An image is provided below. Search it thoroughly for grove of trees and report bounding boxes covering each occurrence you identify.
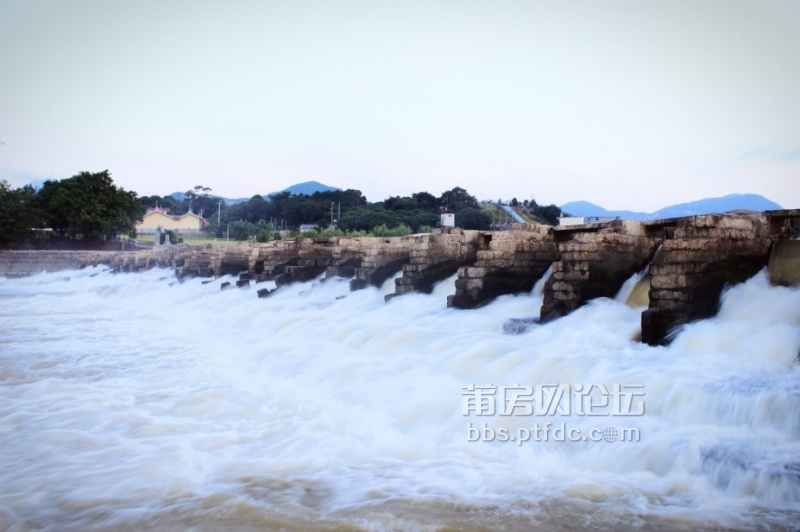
[1,170,141,248]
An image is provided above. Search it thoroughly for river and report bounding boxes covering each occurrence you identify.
[1,266,798,530]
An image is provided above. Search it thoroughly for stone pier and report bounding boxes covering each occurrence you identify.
[449,224,559,309]
[540,220,659,321]
[641,214,774,345]
[349,236,416,290]
[392,228,480,299]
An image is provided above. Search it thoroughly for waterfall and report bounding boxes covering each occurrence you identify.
[379,269,404,296]
[616,245,664,308]
[431,272,458,298]
[768,239,800,286]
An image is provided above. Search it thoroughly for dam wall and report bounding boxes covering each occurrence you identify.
[2,210,798,346]
[0,250,129,276]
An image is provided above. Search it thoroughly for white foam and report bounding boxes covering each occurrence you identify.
[0,267,798,528]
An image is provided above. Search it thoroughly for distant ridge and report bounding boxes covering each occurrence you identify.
[561,193,783,221]
[280,181,340,196]
[170,181,342,205]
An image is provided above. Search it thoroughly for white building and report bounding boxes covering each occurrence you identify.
[136,207,206,235]
[440,211,455,227]
[558,216,616,226]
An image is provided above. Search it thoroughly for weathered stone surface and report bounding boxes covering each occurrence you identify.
[392,229,481,297]
[641,213,772,345]
[541,220,658,321]
[345,235,415,291]
[450,224,559,309]
[0,250,121,276]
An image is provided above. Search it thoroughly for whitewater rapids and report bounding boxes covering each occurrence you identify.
[0,266,798,530]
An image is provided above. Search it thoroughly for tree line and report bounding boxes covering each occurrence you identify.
[140,185,503,240]
[1,170,562,247]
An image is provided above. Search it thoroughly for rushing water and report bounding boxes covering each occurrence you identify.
[1,266,799,530]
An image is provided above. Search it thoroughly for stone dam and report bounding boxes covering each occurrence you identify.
[2,210,798,345]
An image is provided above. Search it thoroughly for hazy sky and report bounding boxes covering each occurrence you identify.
[1,0,798,211]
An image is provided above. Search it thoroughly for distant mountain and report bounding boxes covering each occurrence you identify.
[650,194,783,219]
[559,200,646,220]
[561,194,783,221]
[279,181,340,196]
[169,181,341,205]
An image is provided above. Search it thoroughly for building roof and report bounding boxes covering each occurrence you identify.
[142,210,205,223]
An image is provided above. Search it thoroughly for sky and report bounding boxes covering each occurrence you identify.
[1,0,798,211]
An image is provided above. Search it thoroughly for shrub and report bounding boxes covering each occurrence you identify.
[372,223,412,237]
[319,228,345,238]
[162,229,178,244]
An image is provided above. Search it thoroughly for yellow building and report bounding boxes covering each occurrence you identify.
[136,207,206,235]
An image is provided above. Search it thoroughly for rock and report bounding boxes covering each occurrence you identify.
[502,317,540,335]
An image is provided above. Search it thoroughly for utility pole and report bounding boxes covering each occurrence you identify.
[217,201,222,226]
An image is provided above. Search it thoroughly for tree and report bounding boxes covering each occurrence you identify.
[455,207,491,230]
[412,191,438,210]
[339,204,393,231]
[227,220,258,241]
[439,187,479,212]
[36,170,141,241]
[536,204,562,225]
[138,194,181,215]
[0,181,44,248]
[183,185,217,217]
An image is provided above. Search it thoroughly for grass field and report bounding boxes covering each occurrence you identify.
[128,234,259,246]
